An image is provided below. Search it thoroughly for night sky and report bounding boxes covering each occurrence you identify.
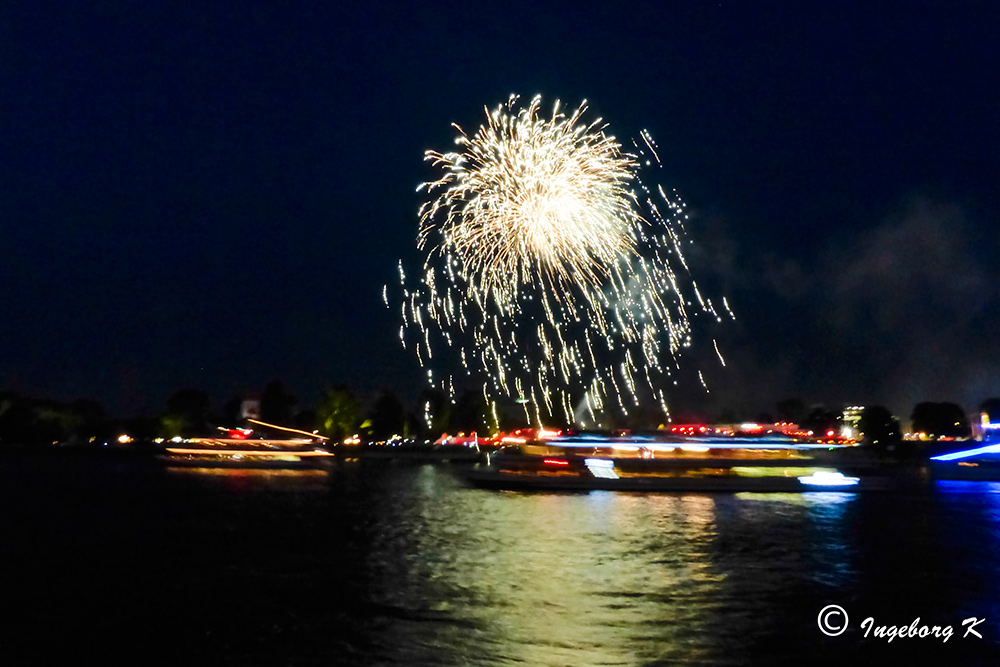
[3,2,998,420]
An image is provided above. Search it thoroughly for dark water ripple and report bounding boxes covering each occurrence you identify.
[3,453,1000,665]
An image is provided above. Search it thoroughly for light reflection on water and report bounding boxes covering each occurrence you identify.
[348,469,861,666]
[166,466,330,486]
[6,458,1000,665]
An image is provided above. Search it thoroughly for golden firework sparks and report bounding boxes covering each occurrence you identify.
[397,95,726,427]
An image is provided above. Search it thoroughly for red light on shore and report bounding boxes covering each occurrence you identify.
[542,458,569,466]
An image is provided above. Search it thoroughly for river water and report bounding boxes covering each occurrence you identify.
[2,452,1000,665]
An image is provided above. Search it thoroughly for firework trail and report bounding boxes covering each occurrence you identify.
[393,94,726,427]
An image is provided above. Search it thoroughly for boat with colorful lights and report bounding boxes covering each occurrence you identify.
[157,419,334,468]
[466,431,894,492]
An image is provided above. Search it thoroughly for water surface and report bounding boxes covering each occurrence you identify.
[2,453,999,665]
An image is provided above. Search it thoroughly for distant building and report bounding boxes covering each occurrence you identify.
[841,406,864,440]
[240,395,261,420]
[975,411,1000,442]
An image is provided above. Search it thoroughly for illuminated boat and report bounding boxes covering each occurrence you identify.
[927,412,1000,480]
[929,443,1000,480]
[465,433,888,492]
[157,419,334,468]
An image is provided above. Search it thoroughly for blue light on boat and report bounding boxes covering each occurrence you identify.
[930,444,1000,462]
[798,471,860,487]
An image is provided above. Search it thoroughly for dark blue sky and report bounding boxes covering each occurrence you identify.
[2,1,998,418]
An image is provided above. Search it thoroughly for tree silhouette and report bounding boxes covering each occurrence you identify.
[162,388,211,437]
[858,405,901,449]
[368,390,406,441]
[450,389,490,434]
[317,385,361,442]
[0,395,109,445]
[775,397,806,423]
[70,399,110,441]
[911,402,970,438]
[220,395,243,425]
[802,405,841,436]
[260,381,298,424]
[0,399,38,445]
[417,388,451,437]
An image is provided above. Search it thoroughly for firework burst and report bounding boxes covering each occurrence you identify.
[418,96,640,304]
[394,94,726,427]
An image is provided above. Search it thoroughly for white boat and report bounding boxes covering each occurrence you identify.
[158,419,334,468]
[466,432,893,492]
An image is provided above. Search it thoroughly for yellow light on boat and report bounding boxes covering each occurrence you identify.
[164,448,334,457]
[246,418,328,441]
[733,466,827,478]
[118,434,133,444]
